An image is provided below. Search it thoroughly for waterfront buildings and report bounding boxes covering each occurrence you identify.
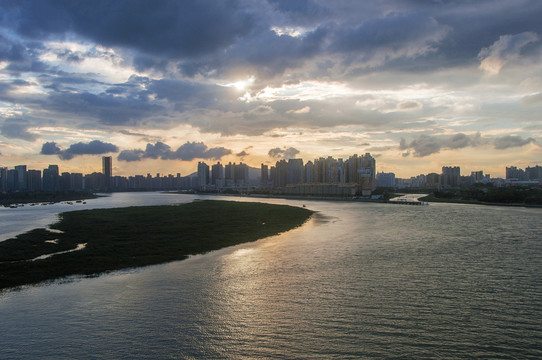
[377,172,396,188]
[1,155,541,195]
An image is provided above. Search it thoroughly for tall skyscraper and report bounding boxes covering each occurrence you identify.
[102,156,112,190]
[42,165,59,191]
[260,164,268,184]
[197,161,210,189]
[211,162,224,186]
[441,166,460,187]
[0,167,7,192]
[14,165,27,191]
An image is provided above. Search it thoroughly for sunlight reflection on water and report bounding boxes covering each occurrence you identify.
[1,193,541,359]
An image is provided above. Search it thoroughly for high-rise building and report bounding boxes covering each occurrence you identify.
[197,161,210,189]
[27,170,42,191]
[234,163,249,186]
[102,156,112,190]
[304,161,314,183]
[14,165,27,191]
[211,162,224,186]
[0,167,7,192]
[7,169,17,191]
[260,164,268,184]
[43,165,59,191]
[441,166,460,187]
[377,172,396,188]
[526,165,542,182]
[287,159,304,185]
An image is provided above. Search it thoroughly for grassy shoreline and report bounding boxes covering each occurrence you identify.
[418,193,542,208]
[0,200,313,291]
[1,191,100,206]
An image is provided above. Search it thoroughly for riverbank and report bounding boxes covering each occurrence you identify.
[0,200,313,291]
[419,193,542,208]
[1,191,100,207]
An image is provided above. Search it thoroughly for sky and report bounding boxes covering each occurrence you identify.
[1,0,541,178]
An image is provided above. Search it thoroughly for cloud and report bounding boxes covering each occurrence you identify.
[40,141,62,156]
[522,92,542,105]
[287,106,311,114]
[399,136,441,157]
[493,135,535,149]
[45,91,163,126]
[397,101,422,111]
[329,12,451,68]
[0,120,38,141]
[117,149,144,162]
[40,140,119,160]
[479,32,539,74]
[268,147,300,160]
[236,150,249,157]
[117,141,232,162]
[400,133,481,157]
[7,0,255,60]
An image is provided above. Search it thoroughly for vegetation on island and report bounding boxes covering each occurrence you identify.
[419,185,542,206]
[0,200,313,290]
[1,190,99,206]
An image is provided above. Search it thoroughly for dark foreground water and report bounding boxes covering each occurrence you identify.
[1,193,541,359]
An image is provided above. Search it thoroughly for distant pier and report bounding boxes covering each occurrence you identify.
[387,199,428,206]
[387,194,429,206]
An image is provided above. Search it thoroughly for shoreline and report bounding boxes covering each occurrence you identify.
[0,200,313,291]
[1,191,101,207]
[191,191,542,208]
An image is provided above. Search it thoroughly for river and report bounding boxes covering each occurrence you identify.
[1,192,541,359]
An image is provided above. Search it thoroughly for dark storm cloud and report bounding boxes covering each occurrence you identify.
[148,79,232,110]
[0,34,27,62]
[330,12,449,55]
[400,133,481,157]
[40,141,62,155]
[0,35,49,75]
[3,0,255,58]
[40,140,119,160]
[203,25,328,78]
[45,91,162,126]
[2,0,542,79]
[0,119,38,141]
[117,141,232,162]
[116,149,144,162]
[493,135,535,150]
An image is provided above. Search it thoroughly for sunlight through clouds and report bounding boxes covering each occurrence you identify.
[0,0,541,177]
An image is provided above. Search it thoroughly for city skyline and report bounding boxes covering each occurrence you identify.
[3,153,540,188]
[1,1,542,178]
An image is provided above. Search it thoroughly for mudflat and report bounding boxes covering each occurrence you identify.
[0,200,313,290]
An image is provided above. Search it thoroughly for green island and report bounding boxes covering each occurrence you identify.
[0,200,313,291]
[418,186,542,207]
[1,190,100,207]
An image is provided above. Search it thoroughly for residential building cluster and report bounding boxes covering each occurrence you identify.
[197,153,377,197]
[261,153,376,196]
[505,165,542,184]
[0,157,254,193]
[2,154,541,195]
[377,164,542,189]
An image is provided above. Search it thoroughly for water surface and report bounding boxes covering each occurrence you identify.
[1,193,541,359]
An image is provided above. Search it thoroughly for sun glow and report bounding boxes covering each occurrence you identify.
[219,76,255,91]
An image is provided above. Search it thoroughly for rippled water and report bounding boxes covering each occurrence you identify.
[1,193,541,359]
